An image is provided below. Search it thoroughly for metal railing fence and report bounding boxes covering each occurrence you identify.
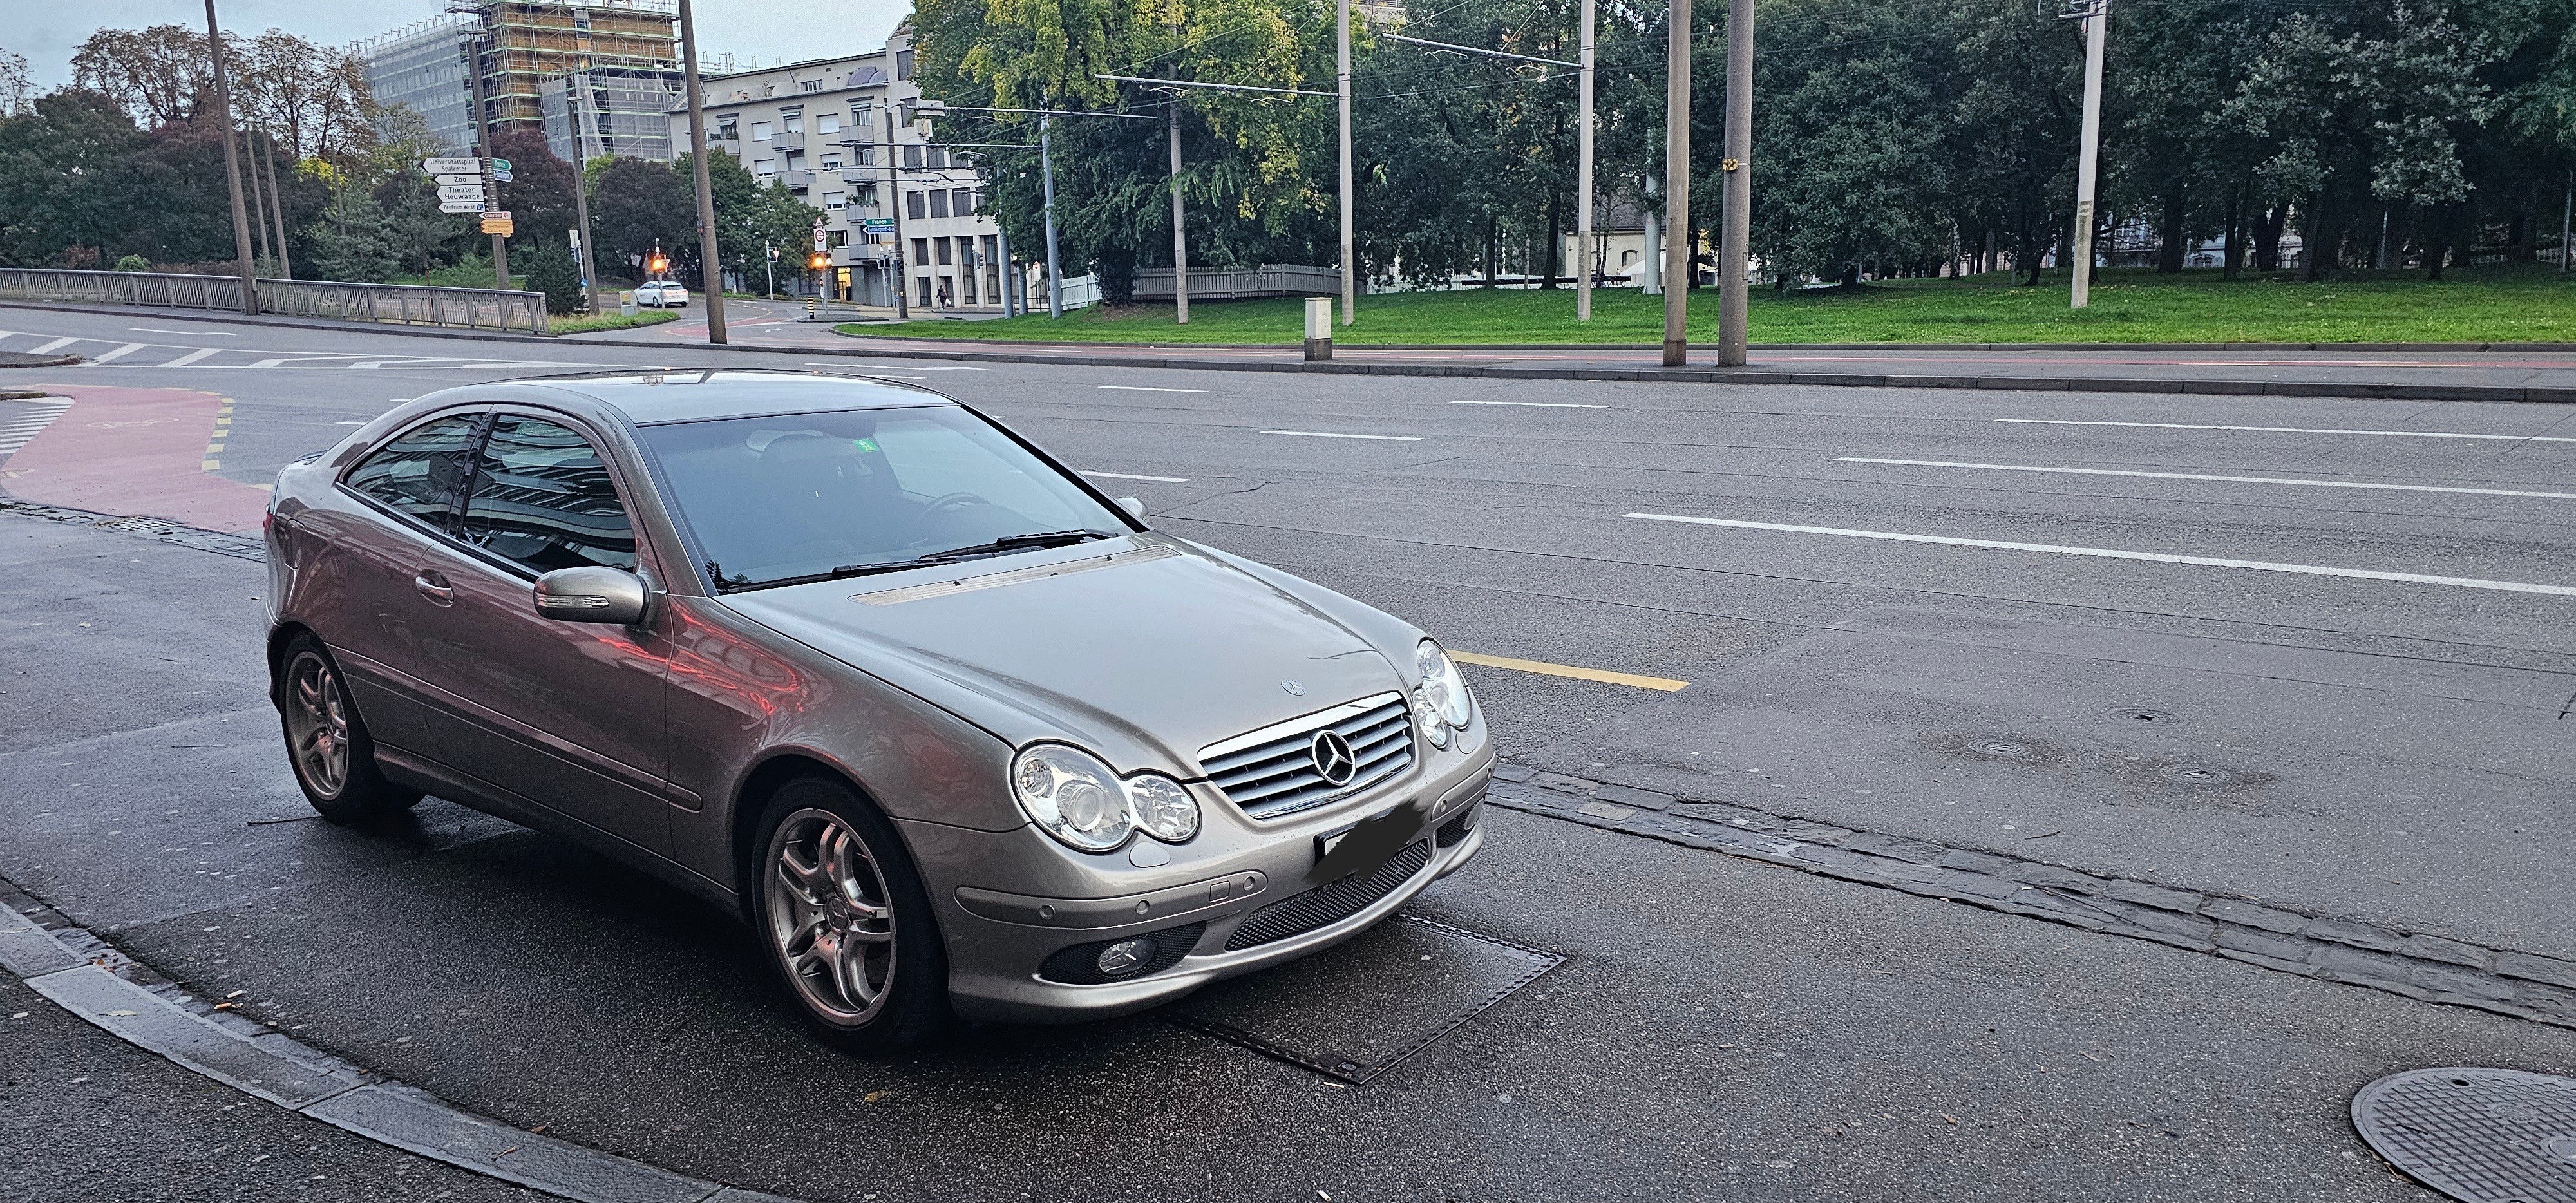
[0,269,551,335]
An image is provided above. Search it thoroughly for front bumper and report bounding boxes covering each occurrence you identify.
[914,736,1495,1025]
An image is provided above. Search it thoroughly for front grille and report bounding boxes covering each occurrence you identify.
[1200,694,1414,820]
[1224,840,1430,951]
[1037,922,1206,985]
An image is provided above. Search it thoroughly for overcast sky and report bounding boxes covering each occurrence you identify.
[13,1,907,88]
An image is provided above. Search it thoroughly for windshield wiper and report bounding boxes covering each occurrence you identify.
[714,531,1118,594]
[913,529,1118,565]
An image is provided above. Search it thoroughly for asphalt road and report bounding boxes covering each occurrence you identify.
[3,305,2572,1200]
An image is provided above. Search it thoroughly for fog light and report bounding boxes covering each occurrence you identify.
[1095,937,1153,976]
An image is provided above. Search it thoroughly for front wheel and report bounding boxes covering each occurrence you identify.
[752,776,947,1051]
[276,634,421,822]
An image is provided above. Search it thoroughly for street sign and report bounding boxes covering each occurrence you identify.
[860,218,896,233]
[422,156,481,174]
[437,185,489,202]
[492,169,514,184]
[491,158,511,173]
[439,200,489,214]
[480,212,515,236]
[813,234,828,252]
[431,173,482,187]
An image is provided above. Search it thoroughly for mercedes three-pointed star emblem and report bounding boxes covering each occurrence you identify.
[1310,729,1357,787]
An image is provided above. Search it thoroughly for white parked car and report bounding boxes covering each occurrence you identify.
[634,281,690,308]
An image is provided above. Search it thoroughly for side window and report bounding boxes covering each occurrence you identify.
[457,415,637,574]
[343,414,481,529]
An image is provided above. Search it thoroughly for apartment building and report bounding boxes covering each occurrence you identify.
[359,0,684,161]
[668,32,1010,310]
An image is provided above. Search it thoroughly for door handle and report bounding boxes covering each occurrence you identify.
[413,571,453,605]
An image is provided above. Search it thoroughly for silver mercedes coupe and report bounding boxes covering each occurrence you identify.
[263,370,1492,1049]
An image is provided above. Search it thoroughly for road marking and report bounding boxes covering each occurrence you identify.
[1624,512,2576,597]
[1451,399,1610,408]
[810,361,989,370]
[1081,470,1191,483]
[1098,385,1209,393]
[28,337,78,354]
[1833,457,2576,500]
[1261,430,1423,441]
[336,420,366,425]
[86,343,149,364]
[1995,418,2576,444]
[1449,650,1689,692]
[130,327,232,336]
[164,349,219,368]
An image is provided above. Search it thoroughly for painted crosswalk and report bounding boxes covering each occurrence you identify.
[0,395,73,461]
[0,330,614,372]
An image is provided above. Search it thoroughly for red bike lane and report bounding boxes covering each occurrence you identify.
[0,384,271,535]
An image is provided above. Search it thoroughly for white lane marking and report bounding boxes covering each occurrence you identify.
[1451,399,1611,408]
[28,337,79,354]
[809,361,990,370]
[1098,385,1209,393]
[130,327,233,336]
[336,421,367,425]
[1624,512,2576,598]
[164,348,218,368]
[1081,470,1191,483]
[1261,430,1423,441]
[85,343,149,364]
[1995,418,2576,444]
[1833,457,2576,501]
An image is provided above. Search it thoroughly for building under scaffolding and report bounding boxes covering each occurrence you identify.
[357,0,684,160]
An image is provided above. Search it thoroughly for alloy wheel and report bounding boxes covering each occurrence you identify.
[285,652,350,797]
[766,808,898,1024]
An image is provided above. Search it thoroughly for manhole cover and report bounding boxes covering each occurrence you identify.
[2353,1068,2576,1202]
[2159,764,2233,785]
[1970,740,2036,760]
[1163,913,1560,1083]
[2107,707,2181,725]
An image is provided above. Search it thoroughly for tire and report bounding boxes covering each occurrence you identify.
[275,633,422,823]
[750,775,947,1051]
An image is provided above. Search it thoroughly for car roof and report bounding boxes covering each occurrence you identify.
[522,368,950,426]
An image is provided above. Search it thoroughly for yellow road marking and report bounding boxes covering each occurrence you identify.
[1451,651,1689,692]
[202,459,220,470]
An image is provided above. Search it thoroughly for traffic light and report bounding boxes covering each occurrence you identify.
[808,253,829,270]
[645,251,669,275]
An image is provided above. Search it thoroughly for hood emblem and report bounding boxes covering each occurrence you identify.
[1311,730,1357,787]
[1281,679,1305,696]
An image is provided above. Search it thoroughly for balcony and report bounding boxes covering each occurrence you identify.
[767,130,805,150]
[784,169,813,191]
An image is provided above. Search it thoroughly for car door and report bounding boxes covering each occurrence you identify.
[405,409,676,853]
[323,408,489,758]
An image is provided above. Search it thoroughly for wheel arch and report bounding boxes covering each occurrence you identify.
[728,750,910,920]
[265,621,317,710]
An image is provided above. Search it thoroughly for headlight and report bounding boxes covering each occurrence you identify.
[1012,744,1135,851]
[1126,773,1200,843]
[1416,639,1473,729]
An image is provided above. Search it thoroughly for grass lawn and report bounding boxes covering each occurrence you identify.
[544,309,681,336]
[842,265,2576,346]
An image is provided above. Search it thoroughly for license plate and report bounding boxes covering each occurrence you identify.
[1314,803,1414,875]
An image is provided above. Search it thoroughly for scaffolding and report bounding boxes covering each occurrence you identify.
[359,0,684,160]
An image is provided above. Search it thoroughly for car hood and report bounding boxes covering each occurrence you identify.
[716,533,1407,774]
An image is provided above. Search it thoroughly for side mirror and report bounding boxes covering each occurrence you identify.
[534,565,649,625]
[1115,497,1147,522]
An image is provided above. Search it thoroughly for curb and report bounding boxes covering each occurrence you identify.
[836,332,2576,353]
[0,353,82,368]
[0,887,799,1203]
[1488,764,2576,1028]
[7,298,2575,405]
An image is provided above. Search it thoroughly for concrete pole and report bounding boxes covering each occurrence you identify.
[261,129,294,280]
[996,225,1016,316]
[1660,0,1691,366]
[461,28,509,290]
[1716,0,1752,366]
[1337,0,1355,326]
[1041,113,1063,319]
[243,121,273,270]
[2561,170,2571,273]
[676,0,726,341]
[569,73,602,315]
[883,106,910,318]
[1576,0,1595,321]
[2069,1,2107,309]
[1170,105,1189,324]
[204,0,257,312]
[1642,175,1661,294]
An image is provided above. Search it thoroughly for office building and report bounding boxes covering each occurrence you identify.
[359,0,685,161]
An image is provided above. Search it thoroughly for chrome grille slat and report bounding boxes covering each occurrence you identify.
[1200,693,1416,820]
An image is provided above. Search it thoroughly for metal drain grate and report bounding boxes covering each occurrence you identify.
[2352,1067,2576,1203]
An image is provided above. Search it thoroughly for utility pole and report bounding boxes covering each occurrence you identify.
[204,0,257,313]
[2561,169,2571,273]
[765,240,775,298]
[1577,0,1596,321]
[460,21,509,291]
[884,105,911,318]
[1170,105,1189,324]
[260,129,294,280]
[996,225,1016,316]
[1040,113,1063,319]
[676,0,726,341]
[1642,175,1661,294]
[567,72,602,315]
[2066,0,2108,308]
[1337,0,1355,325]
[1660,0,1692,366]
[1716,0,1752,365]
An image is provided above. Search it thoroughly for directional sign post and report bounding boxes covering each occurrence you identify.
[480,211,515,238]
[439,201,490,214]
[432,173,482,187]
[437,185,489,203]
[422,156,482,175]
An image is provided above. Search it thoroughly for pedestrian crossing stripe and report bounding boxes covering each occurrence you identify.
[0,396,72,460]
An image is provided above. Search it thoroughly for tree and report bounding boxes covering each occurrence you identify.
[72,25,224,128]
[519,236,584,314]
[1751,0,1960,284]
[0,45,31,118]
[587,156,692,282]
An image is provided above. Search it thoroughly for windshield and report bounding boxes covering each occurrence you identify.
[637,404,1129,591]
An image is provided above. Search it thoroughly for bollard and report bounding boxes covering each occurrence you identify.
[1303,295,1332,361]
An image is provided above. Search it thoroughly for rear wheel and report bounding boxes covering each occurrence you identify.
[752,776,947,1051]
[276,634,421,822]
